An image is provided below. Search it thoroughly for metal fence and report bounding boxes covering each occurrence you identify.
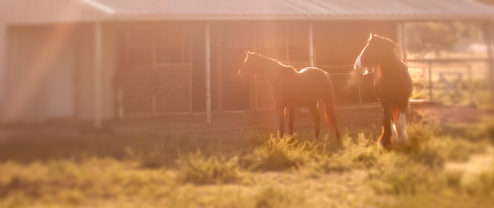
[322,59,491,107]
[328,72,379,106]
[407,60,490,106]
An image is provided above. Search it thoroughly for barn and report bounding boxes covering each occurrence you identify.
[0,0,493,127]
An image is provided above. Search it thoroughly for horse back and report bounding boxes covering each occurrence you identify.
[295,67,334,104]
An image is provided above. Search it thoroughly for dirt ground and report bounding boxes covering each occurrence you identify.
[0,103,491,140]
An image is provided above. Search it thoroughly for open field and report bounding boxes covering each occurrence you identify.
[1,106,494,208]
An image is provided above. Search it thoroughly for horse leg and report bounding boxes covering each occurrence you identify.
[380,107,393,148]
[322,98,340,140]
[288,106,295,136]
[308,104,320,139]
[395,112,409,144]
[275,105,285,137]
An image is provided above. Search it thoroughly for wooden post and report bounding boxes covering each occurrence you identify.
[94,22,103,128]
[205,23,211,123]
[216,26,223,112]
[467,64,474,106]
[486,21,494,102]
[285,34,290,65]
[428,61,433,102]
[397,22,403,61]
[422,67,426,100]
[400,22,408,64]
[0,24,5,116]
[309,22,314,67]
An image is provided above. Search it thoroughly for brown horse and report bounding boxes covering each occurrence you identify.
[237,52,340,139]
[354,34,413,148]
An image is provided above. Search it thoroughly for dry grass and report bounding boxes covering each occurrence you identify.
[0,122,494,208]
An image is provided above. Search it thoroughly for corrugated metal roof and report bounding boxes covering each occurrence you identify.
[0,0,108,25]
[88,0,494,20]
[1,0,493,25]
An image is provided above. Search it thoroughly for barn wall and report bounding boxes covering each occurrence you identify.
[1,24,116,123]
[3,26,78,122]
[75,24,116,121]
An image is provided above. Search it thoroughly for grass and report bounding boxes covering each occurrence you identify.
[176,151,243,185]
[0,122,493,208]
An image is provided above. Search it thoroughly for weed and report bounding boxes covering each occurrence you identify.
[251,136,313,170]
[176,151,242,185]
[309,133,381,174]
[253,185,306,208]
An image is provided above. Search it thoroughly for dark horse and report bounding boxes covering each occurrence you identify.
[354,34,413,147]
[237,52,340,139]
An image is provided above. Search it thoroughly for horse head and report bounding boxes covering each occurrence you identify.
[354,34,396,74]
[237,51,259,82]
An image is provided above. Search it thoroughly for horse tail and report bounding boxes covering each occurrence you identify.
[324,99,340,140]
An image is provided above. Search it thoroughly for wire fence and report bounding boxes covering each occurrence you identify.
[320,59,491,107]
[328,72,378,106]
[408,60,491,106]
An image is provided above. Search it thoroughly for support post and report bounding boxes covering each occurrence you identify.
[216,27,223,112]
[205,23,211,123]
[486,21,494,103]
[400,22,407,64]
[422,67,426,100]
[94,22,102,128]
[309,22,314,67]
[397,22,408,63]
[467,64,474,106]
[428,61,433,102]
[0,24,5,117]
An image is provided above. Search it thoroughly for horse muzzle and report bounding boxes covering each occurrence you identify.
[354,59,369,75]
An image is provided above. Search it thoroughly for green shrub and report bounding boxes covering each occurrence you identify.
[251,136,313,170]
[176,151,242,185]
[368,153,441,195]
[310,133,381,174]
[126,141,174,169]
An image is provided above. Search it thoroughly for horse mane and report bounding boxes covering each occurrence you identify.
[248,52,297,72]
[370,34,396,46]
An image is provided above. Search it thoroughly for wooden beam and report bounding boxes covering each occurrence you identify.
[487,21,494,103]
[205,23,211,123]
[94,22,102,128]
[216,25,223,112]
[396,22,408,63]
[400,22,407,64]
[309,22,314,67]
[0,24,5,116]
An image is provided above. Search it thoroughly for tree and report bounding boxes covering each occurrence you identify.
[405,22,479,58]
[476,0,494,6]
